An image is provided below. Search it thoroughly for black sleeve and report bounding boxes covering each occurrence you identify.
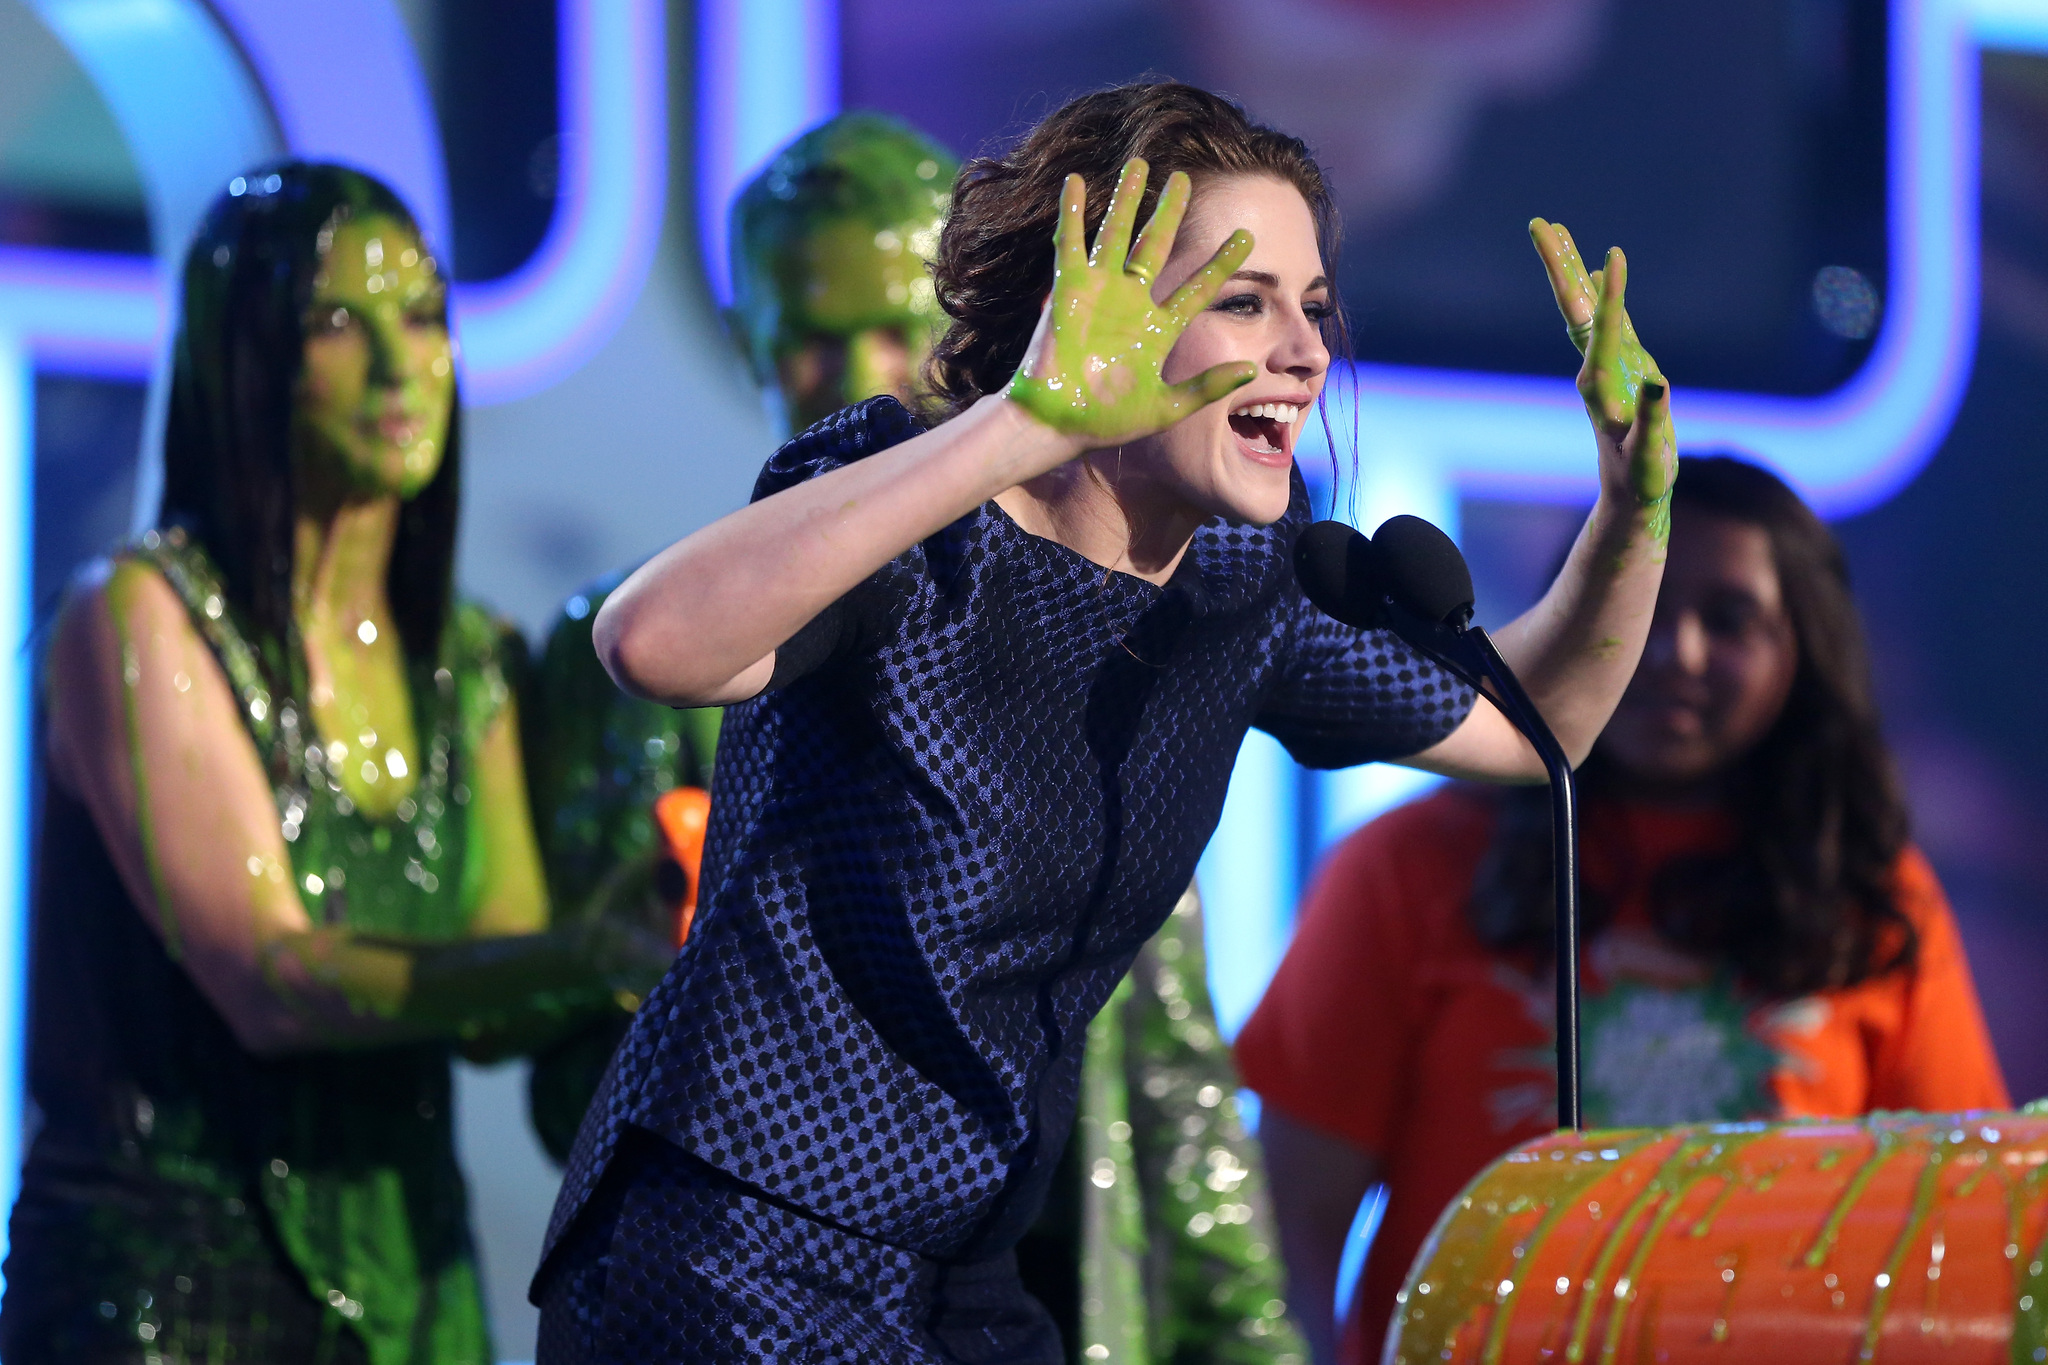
[1253,584,1478,768]
[761,540,933,691]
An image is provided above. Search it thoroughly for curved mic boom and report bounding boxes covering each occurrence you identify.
[1293,516,1586,1132]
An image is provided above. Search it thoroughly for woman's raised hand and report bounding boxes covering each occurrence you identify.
[1006,158,1257,447]
[1530,218,1677,544]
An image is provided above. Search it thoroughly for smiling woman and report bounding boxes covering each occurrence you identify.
[298,215,454,495]
[535,80,1677,1364]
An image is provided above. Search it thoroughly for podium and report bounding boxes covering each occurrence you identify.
[1386,1109,2048,1364]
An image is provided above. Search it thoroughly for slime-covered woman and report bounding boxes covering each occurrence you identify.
[529,110,1305,1360]
[0,164,665,1365]
[535,81,1676,1363]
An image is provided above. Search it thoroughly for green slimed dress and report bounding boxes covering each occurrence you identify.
[2,530,534,1365]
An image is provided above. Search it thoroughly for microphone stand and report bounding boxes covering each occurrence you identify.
[1379,599,1583,1132]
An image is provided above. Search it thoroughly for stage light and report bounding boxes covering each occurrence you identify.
[0,248,159,380]
[1971,0,2048,49]
[0,333,26,1285]
[6,0,669,405]
[696,0,841,307]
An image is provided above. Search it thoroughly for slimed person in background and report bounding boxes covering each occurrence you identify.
[521,110,959,1159]
[1235,456,2010,1365]
[0,164,673,1365]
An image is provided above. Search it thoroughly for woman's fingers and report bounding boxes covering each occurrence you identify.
[1602,246,1628,302]
[1126,170,1190,293]
[1556,224,1588,276]
[1090,158,1150,272]
[1056,174,1089,276]
[1588,247,1628,364]
[1530,218,1595,333]
[1623,378,1678,541]
[1169,360,1258,414]
[1164,228,1256,324]
[1626,377,1674,460]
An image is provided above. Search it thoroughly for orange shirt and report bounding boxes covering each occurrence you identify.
[1232,787,2009,1365]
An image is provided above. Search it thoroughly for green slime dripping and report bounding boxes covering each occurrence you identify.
[1805,1132,1900,1270]
[1529,218,1676,553]
[728,111,958,431]
[1005,159,1255,445]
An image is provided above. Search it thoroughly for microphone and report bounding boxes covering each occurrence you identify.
[1293,516,1585,1132]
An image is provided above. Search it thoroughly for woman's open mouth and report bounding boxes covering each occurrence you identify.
[1227,400,1304,468]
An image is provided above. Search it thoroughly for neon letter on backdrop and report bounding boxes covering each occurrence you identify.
[201,0,669,404]
[696,0,841,307]
[1,0,669,404]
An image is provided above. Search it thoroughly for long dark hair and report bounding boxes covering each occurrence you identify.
[924,80,1349,422]
[158,161,461,674]
[1470,455,1915,997]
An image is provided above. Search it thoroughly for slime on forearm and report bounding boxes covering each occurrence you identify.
[264,925,622,1044]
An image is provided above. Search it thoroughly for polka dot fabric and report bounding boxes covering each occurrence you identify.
[537,1134,1061,1363]
[536,398,1474,1353]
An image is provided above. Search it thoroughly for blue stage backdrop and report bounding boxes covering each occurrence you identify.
[7,1,2048,1359]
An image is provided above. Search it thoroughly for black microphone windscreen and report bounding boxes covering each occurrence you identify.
[1292,520,1382,630]
[1373,514,1475,627]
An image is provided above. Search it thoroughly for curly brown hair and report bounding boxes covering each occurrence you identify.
[924,80,1346,420]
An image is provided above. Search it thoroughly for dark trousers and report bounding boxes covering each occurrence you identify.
[535,1130,1063,1365]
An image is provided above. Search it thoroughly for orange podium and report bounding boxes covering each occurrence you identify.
[1386,1110,2048,1364]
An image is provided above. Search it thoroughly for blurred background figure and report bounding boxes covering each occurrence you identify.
[519,111,960,1162]
[726,110,957,435]
[1234,455,2010,1365]
[0,163,667,1365]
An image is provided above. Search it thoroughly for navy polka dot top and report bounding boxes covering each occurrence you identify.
[544,397,1476,1266]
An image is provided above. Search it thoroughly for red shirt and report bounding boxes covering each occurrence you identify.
[1233,787,2010,1365]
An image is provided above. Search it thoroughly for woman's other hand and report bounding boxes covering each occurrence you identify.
[1005,159,1257,448]
[1530,219,1677,550]
[1409,223,1678,781]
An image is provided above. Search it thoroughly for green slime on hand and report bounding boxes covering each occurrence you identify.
[1529,218,1677,550]
[1005,159,1256,446]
